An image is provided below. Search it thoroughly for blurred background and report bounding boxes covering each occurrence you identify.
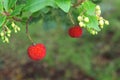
[0,0,120,80]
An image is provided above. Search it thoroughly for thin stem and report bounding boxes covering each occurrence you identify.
[26,16,35,45]
[72,0,85,7]
[68,12,75,25]
[12,17,22,22]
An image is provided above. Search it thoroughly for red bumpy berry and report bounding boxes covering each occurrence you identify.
[27,43,46,61]
[68,26,82,38]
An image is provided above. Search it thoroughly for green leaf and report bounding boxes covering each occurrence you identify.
[8,0,17,9]
[0,1,3,12]
[23,0,56,13]
[86,15,100,31]
[10,5,24,16]
[55,0,71,13]
[83,1,96,15]
[78,1,96,15]
[0,16,6,27]
[3,0,9,11]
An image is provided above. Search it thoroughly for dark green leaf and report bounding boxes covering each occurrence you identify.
[0,16,6,27]
[23,0,56,13]
[10,5,24,16]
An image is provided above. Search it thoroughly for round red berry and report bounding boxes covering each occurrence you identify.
[68,26,82,38]
[27,43,46,61]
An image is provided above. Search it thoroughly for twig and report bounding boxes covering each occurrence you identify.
[26,16,35,45]
[72,0,85,7]
[12,17,22,22]
[68,12,75,25]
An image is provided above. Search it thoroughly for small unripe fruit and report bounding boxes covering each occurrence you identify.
[99,20,104,26]
[17,27,21,31]
[99,17,103,20]
[14,29,17,33]
[12,22,15,28]
[96,5,101,10]
[0,32,4,36]
[78,16,83,21]
[100,25,104,28]
[84,17,89,23]
[7,33,11,37]
[5,36,9,43]
[7,30,11,34]
[68,26,82,38]
[91,30,98,35]
[79,22,85,27]
[96,10,101,16]
[105,20,109,25]
[27,43,46,61]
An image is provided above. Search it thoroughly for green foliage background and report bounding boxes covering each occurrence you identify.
[0,0,120,80]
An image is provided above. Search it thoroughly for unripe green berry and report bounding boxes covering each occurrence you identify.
[105,20,109,25]
[99,20,104,26]
[79,22,85,27]
[0,32,4,37]
[12,22,15,28]
[78,16,83,21]
[5,36,9,43]
[84,17,89,23]
[7,33,11,37]
[7,30,11,34]
[96,10,101,16]
[100,25,104,28]
[96,5,101,10]
[17,27,20,31]
[14,29,18,33]
[91,30,98,35]
[99,17,103,20]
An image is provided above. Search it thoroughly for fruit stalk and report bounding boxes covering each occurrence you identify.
[26,16,34,45]
[68,12,75,25]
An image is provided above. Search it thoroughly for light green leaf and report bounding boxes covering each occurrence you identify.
[3,0,9,11]
[86,15,100,31]
[55,0,71,13]
[83,1,96,15]
[0,16,6,27]
[78,1,96,15]
[23,0,56,13]
[8,0,17,9]
[0,1,3,12]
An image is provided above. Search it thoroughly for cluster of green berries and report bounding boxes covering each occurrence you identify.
[11,22,21,33]
[78,16,89,27]
[77,5,109,35]
[0,22,20,43]
[95,5,109,28]
[0,26,11,43]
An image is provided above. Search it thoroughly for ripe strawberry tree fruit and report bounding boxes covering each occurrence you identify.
[68,26,82,38]
[27,43,46,61]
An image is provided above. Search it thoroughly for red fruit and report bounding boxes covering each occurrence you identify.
[68,26,82,38]
[27,43,46,61]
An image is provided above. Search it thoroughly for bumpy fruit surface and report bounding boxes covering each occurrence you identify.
[68,26,82,38]
[27,43,46,61]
